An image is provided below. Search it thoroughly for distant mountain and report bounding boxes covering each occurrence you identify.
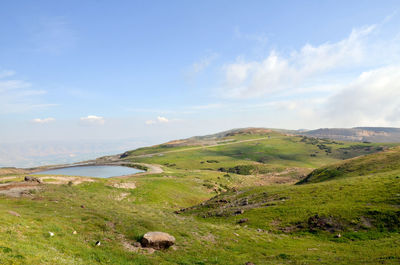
[298,127,400,143]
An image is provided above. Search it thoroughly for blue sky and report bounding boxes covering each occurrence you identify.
[1,0,400,148]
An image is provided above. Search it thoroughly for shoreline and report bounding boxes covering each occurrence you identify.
[1,160,163,177]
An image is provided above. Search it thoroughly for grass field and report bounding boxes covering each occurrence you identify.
[1,129,399,264]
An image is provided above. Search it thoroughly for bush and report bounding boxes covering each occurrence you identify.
[127,164,148,171]
[218,165,254,175]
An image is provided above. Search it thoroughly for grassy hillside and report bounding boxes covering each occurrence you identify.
[184,172,400,234]
[181,168,400,264]
[298,146,400,184]
[1,128,400,264]
[120,130,394,181]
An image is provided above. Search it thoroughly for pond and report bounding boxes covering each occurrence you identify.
[34,165,144,178]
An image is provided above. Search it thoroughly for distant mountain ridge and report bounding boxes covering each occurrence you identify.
[298,127,400,143]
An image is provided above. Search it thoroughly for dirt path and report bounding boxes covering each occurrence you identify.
[138,163,163,174]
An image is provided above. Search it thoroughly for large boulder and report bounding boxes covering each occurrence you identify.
[141,232,175,250]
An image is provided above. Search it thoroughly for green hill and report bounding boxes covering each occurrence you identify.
[298,146,400,184]
[117,129,394,182]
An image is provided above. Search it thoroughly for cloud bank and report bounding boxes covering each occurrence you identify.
[222,25,376,98]
[216,21,400,128]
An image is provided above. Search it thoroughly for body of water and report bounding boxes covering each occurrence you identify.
[35,165,143,178]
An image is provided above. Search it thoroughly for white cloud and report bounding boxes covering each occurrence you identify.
[247,65,400,128]
[221,25,381,98]
[32,117,55,124]
[80,115,105,125]
[157,116,169,123]
[145,116,171,125]
[213,21,400,128]
[324,65,400,127]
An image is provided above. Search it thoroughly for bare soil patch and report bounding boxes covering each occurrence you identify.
[0,182,41,197]
[111,182,136,189]
[38,176,94,185]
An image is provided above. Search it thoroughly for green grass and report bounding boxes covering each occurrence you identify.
[1,130,400,264]
[185,173,400,233]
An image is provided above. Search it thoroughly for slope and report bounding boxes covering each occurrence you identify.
[298,146,400,184]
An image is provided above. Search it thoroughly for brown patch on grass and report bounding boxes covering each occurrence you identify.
[37,176,94,185]
[118,234,155,254]
[111,182,136,189]
[8,210,21,217]
[0,176,94,197]
[0,182,41,197]
[115,192,130,201]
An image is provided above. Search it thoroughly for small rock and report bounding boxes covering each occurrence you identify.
[24,176,42,184]
[146,248,155,254]
[241,198,249,206]
[234,209,244,215]
[72,231,77,235]
[8,211,21,217]
[133,242,141,247]
[238,218,248,224]
[256,228,263,232]
[141,232,175,250]
[334,233,341,238]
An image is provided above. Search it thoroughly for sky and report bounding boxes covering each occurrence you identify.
[1,1,400,166]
